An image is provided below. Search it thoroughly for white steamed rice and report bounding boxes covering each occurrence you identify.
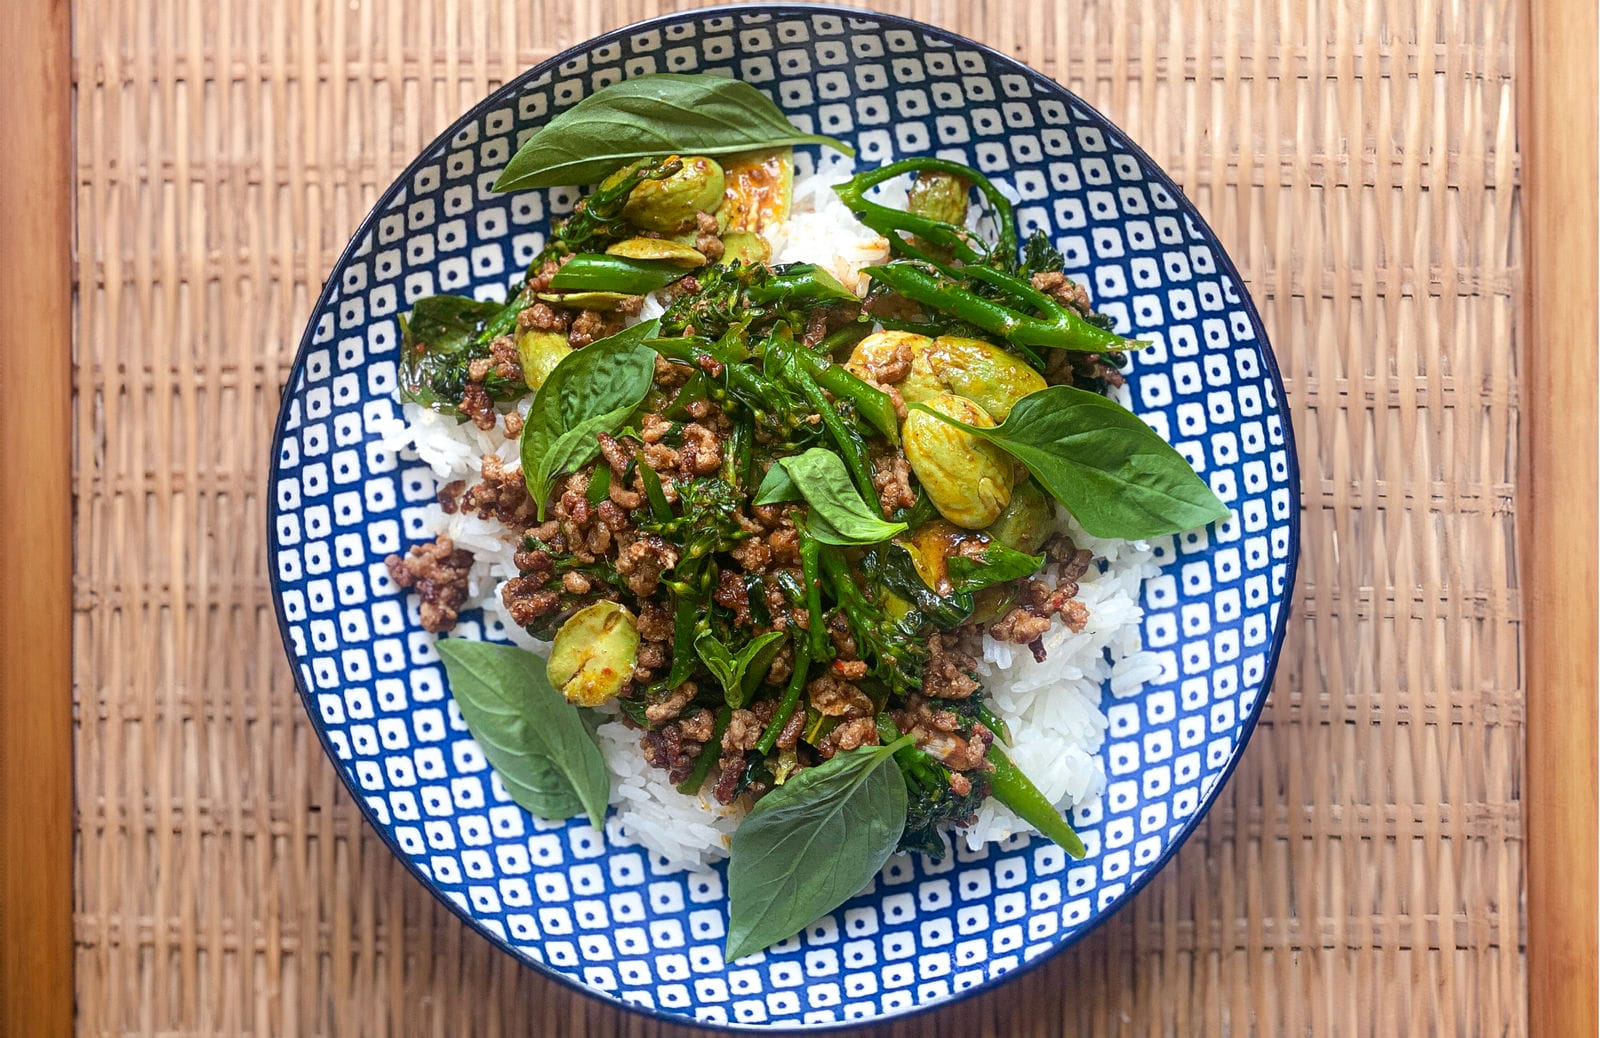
[378,158,1168,873]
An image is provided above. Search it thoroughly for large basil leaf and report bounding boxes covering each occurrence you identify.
[493,73,853,192]
[725,737,911,961]
[946,541,1046,594]
[521,320,659,518]
[911,386,1230,539]
[694,629,788,709]
[778,448,906,546]
[398,295,518,411]
[435,639,611,828]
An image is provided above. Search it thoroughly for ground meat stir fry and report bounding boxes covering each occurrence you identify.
[382,155,1183,871]
[384,536,474,633]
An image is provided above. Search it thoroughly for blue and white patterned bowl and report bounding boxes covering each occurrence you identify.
[270,5,1298,1029]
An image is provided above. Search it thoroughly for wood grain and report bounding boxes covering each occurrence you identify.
[1523,0,1600,1033]
[0,0,75,1035]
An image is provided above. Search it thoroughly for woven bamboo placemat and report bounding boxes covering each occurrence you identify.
[69,0,1526,1033]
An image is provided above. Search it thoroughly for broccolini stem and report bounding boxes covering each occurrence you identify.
[986,744,1087,858]
[755,638,812,756]
[772,339,879,504]
[677,706,733,795]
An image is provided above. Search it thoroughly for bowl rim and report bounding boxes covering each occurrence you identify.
[267,3,1301,1030]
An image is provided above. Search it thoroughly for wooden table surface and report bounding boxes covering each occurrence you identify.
[2,0,1595,1035]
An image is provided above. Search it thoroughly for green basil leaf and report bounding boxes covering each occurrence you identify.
[725,737,911,961]
[398,295,517,411]
[911,386,1230,539]
[778,448,907,546]
[738,632,789,702]
[435,639,611,828]
[521,320,659,518]
[549,254,686,295]
[695,630,788,709]
[946,542,1046,594]
[493,73,853,192]
[693,630,738,700]
[752,462,803,506]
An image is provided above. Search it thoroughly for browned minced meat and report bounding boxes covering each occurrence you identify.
[661,275,700,301]
[824,612,858,660]
[518,301,570,333]
[652,355,693,388]
[800,301,863,347]
[637,600,673,642]
[1048,350,1127,390]
[614,532,679,597]
[728,535,771,573]
[989,576,1093,658]
[807,673,873,718]
[639,412,675,444]
[677,423,724,477]
[711,706,768,803]
[817,717,880,760]
[712,568,754,627]
[487,334,523,381]
[524,256,566,294]
[890,694,994,772]
[870,446,917,518]
[568,308,625,348]
[988,607,1054,649]
[437,479,466,515]
[642,723,703,786]
[632,601,674,683]
[1046,535,1096,584]
[499,576,560,628]
[831,659,869,681]
[694,211,724,262]
[457,381,496,430]
[922,632,981,699]
[680,708,715,743]
[502,411,523,439]
[1031,272,1092,314]
[645,682,696,725]
[459,453,538,527]
[385,536,474,633]
[763,641,794,687]
[549,472,634,561]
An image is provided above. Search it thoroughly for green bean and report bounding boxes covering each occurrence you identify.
[863,261,1134,354]
[975,703,1013,746]
[986,744,1086,858]
[797,524,829,663]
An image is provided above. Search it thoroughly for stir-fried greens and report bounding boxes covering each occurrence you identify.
[386,74,1229,960]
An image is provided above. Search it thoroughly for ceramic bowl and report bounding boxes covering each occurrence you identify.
[269,5,1299,1028]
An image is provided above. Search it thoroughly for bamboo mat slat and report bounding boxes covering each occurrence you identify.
[69,1,1525,1034]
